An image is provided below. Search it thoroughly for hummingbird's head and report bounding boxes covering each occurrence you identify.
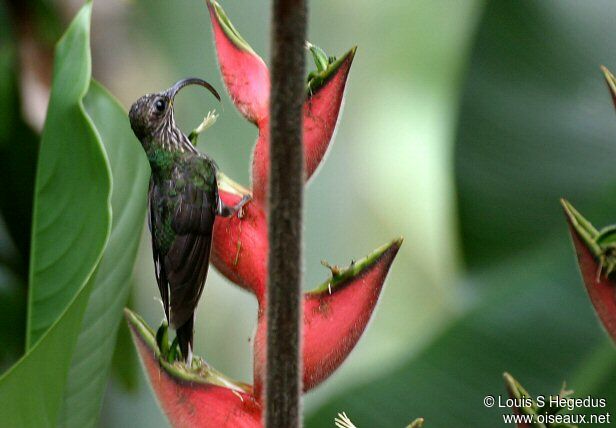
[129,78,221,143]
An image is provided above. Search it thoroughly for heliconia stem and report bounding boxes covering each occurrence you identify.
[562,199,616,343]
[125,309,262,428]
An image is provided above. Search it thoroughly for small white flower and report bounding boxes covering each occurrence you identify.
[195,110,219,134]
[334,412,358,428]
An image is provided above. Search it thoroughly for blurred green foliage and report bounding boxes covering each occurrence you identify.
[58,80,149,428]
[0,5,112,426]
[311,0,616,426]
[456,0,616,269]
[0,3,147,427]
[0,0,35,371]
[1,0,616,427]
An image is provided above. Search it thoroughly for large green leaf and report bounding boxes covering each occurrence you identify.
[455,0,616,268]
[0,282,94,427]
[0,3,113,426]
[58,81,149,427]
[110,292,139,391]
[306,243,613,427]
[25,2,111,347]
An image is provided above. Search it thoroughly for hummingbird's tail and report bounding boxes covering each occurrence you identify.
[176,316,194,365]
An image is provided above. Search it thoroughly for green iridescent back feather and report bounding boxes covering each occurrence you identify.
[150,153,217,254]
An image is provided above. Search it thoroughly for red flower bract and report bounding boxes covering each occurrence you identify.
[253,239,402,397]
[207,0,355,205]
[128,2,403,426]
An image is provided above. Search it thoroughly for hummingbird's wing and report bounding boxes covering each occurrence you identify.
[149,168,218,330]
[166,180,217,329]
[149,181,170,321]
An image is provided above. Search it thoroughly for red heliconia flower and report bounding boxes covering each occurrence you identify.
[128,1,403,426]
[562,199,616,342]
[127,240,401,427]
[206,0,401,393]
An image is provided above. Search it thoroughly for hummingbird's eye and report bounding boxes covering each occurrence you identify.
[154,99,166,112]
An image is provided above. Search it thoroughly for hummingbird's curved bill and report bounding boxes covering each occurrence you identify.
[166,77,221,103]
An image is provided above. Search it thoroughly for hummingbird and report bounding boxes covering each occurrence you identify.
[129,78,250,364]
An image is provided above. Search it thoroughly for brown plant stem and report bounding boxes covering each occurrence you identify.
[265,0,307,427]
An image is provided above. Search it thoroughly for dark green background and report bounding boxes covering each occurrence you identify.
[1,0,616,426]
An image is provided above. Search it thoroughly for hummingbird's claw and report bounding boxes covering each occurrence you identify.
[237,194,251,219]
[217,193,251,218]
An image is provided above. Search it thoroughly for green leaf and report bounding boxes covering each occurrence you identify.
[110,307,139,391]
[58,81,149,427]
[0,281,94,427]
[454,0,616,268]
[0,3,112,426]
[110,290,139,391]
[26,1,112,348]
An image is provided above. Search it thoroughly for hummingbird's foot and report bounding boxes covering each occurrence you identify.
[156,320,171,357]
[188,110,219,145]
[236,194,251,219]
